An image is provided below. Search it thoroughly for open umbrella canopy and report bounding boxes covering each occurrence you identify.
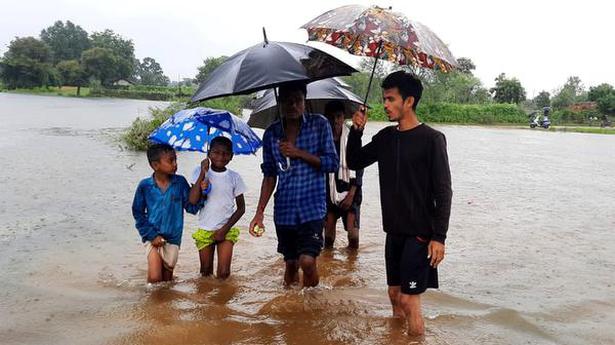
[191,40,358,103]
[149,108,262,155]
[301,5,457,72]
[247,78,365,129]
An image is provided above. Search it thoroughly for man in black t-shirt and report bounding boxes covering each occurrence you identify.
[347,71,452,336]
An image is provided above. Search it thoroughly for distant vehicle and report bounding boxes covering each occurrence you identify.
[600,115,612,128]
[529,107,551,129]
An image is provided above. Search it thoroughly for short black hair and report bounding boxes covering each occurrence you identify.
[210,136,233,153]
[381,71,423,110]
[279,80,307,99]
[147,143,175,164]
[324,100,345,116]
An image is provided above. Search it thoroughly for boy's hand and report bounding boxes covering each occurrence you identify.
[249,213,265,237]
[213,229,226,243]
[427,241,445,267]
[340,194,353,210]
[352,106,367,130]
[200,158,210,174]
[152,235,165,247]
[200,179,209,191]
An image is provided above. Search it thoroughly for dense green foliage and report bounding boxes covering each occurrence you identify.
[40,20,91,63]
[122,96,247,150]
[368,102,527,124]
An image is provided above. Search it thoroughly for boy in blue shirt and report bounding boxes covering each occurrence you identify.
[132,144,202,283]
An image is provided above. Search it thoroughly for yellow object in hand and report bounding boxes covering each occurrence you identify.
[254,225,265,236]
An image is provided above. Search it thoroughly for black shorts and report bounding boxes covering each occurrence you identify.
[385,233,439,295]
[326,202,361,230]
[275,219,324,261]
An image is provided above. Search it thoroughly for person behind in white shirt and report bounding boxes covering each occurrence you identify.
[188,136,246,279]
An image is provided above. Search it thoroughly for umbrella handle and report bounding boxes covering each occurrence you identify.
[363,40,384,107]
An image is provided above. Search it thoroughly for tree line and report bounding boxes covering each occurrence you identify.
[0,20,169,94]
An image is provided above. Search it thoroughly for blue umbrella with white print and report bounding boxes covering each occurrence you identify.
[148,107,262,155]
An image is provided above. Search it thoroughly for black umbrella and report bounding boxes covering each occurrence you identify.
[191,30,357,103]
[247,78,365,129]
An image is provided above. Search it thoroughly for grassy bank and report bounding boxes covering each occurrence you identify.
[3,86,91,97]
[547,126,615,135]
[369,102,528,124]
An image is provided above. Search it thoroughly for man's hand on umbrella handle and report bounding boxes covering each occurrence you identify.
[279,140,300,158]
[249,213,265,237]
[352,106,367,130]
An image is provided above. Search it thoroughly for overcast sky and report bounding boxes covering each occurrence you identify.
[2,0,613,96]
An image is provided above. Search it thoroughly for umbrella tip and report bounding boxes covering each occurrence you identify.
[262,27,269,45]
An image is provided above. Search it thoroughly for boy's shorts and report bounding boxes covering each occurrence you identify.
[145,241,179,270]
[385,233,439,295]
[275,219,324,261]
[192,227,240,250]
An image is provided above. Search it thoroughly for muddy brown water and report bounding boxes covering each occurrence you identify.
[1,93,614,345]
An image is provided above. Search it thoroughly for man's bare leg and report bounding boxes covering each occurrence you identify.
[345,212,359,250]
[388,286,405,318]
[299,254,319,287]
[399,293,425,336]
[324,212,337,248]
[284,260,299,287]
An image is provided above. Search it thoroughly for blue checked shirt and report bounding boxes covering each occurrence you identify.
[261,114,339,226]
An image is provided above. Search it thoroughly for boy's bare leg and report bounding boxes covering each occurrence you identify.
[324,212,337,248]
[399,293,425,336]
[345,212,359,250]
[388,286,405,318]
[299,254,319,287]
[161,266,174,282]
[147,249,164,283]
[284,260,299,287]
[215,240,234,280]
[198,246,215,277]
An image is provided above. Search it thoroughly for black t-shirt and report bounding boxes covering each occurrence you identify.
[346,124,452,243]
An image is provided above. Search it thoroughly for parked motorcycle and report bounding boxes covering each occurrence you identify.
[529,107,551,129]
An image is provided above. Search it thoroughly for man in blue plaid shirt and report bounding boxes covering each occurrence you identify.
[249,81,338,287]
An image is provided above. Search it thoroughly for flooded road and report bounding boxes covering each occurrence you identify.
[1,93,614,344]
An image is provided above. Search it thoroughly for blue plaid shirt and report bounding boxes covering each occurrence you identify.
[261,114,338,226]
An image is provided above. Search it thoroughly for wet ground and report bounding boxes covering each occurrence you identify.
[1,93,614,345]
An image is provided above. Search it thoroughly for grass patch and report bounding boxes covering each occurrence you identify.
[6,86,90,97]
[122,102,186,151]
[548,126,615,135]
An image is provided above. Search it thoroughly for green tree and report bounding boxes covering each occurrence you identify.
[597,94,615,115]
[90,30,135,82]
[56,59,87,95]
[455,57,476,75]
[40,20,91,63]
[81,47,118,86]
[0,36,54,88]
[552,76,585,109]
[533,91,551,108]
[195,56,227,83]
[137,57,169,86]
[422,70,490,104]
[489,73,526,104]
[588,83,614,102]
